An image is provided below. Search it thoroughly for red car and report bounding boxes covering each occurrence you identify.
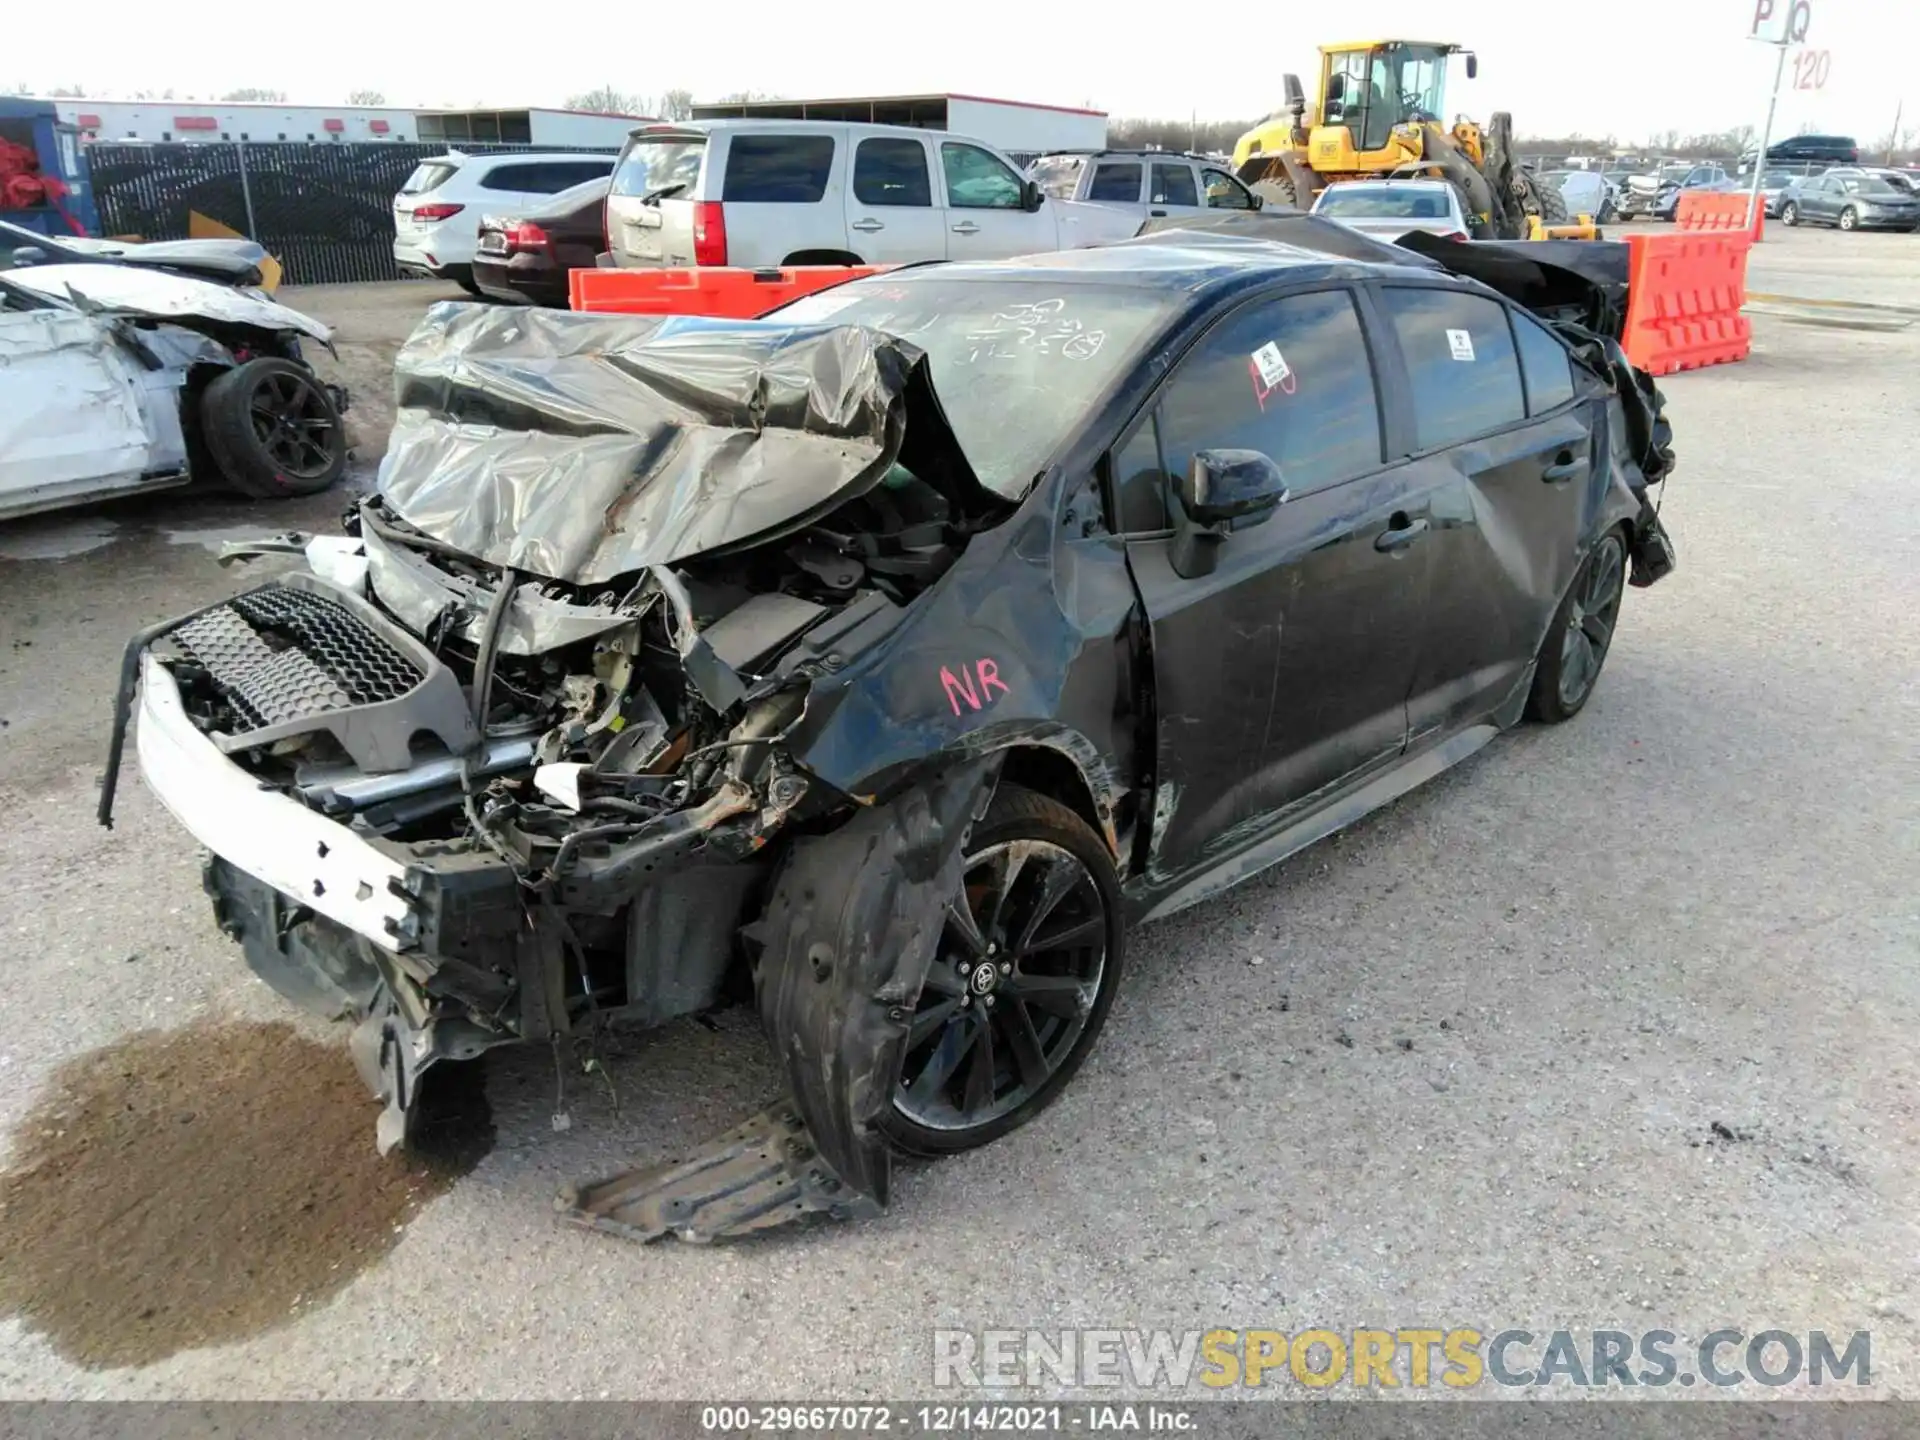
[472,177,609,306]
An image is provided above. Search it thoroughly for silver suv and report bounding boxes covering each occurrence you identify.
[1028,150,1262,222]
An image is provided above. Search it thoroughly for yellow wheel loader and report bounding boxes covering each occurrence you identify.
[1232,41,1572,241]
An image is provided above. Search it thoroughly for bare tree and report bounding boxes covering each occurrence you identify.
[567,86,646,115]
[714,90,782,104]
[348,89,387,107]
[220,88,288,103]
[659,87,695,121]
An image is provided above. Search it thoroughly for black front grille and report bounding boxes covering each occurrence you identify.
[176,586,424,734]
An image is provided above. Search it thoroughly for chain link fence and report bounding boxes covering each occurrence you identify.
[86,142,615,285]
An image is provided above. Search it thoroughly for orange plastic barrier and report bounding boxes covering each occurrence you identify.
[1675,190,1765,242]
[1621,231,1753,377]
[568,265,887,317]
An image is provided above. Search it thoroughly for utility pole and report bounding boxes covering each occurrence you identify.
[1888,99,1904,163]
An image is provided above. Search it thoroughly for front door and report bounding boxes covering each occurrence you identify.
[843,135,948,264]
[937,140,1056,261]
[1116,287,1437,880]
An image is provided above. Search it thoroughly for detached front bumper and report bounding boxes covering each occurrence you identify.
[136,652,420,949]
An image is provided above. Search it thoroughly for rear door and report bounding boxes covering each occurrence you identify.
[606,130,709,266]
[1370,284,1596,740]
[844,135,946,263]
[937,140,1056,260]
[1147,161,1205,222]
[1117,286,1438,878]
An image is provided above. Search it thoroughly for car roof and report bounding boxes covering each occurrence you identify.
[1034,149,1213,163]
[866,231,1439,297]
[1319,177,1453,188]
[441,151,615,168]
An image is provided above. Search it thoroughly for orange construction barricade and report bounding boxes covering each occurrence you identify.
[1621,231,1753,377]
[568,265,888,317]
[1675,190,1766,242]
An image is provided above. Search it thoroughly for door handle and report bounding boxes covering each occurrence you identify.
[850,218,884,233]
[1374,517,1430,553]
[950,221,980,235]
[1150,208,1168,217]
[1542,450,1587,483]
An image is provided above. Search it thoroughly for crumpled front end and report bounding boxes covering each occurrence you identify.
[107,303,1009,1174]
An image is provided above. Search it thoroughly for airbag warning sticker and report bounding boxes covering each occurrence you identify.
[1447,328,1476,361]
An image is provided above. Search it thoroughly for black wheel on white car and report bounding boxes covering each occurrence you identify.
[1526,530,1628,725]
[199,357,346,500]
[881,786,1125,1157]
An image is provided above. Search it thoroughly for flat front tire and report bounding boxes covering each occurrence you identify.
[881,786,1125,1157]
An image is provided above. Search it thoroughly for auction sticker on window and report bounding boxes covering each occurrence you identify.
[1447,328,1476,361]
[1251,341,1292,389]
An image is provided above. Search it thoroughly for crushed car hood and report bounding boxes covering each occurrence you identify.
[56,236,268,286]
[5,263,331,345]
[377,304,974,585]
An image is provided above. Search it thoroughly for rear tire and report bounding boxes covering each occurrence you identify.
[199,358,346,500]
[880,785,1125,1158]
[1526,530,1627,724]
[1249,174,1301,210]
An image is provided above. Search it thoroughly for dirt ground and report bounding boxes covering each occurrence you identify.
[0,227,1915,1399]
[289,278,466,465]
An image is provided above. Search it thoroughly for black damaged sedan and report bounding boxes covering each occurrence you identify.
[108,227,1675,1240]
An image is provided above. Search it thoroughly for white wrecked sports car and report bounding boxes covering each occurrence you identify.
[0,263,345,522]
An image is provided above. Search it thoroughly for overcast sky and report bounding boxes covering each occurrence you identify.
[11,0,1913,143]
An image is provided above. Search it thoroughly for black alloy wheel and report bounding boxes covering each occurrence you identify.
[199,356,346,498]
[885,788,1123,1154]
[1527,531,1627,723]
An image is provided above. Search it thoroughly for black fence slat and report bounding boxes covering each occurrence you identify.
[84,141,619,286]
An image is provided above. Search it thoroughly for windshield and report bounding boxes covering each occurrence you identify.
[611,135,706,198]
[775,279,1176,498]
[1029,155,1087,200]
[0,221,78,269]
[1850,178,1901,196]
[1315,186,1449,218]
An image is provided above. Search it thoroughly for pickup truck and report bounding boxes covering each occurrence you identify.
[605,120,1141,270]
[1028,149,1264,226]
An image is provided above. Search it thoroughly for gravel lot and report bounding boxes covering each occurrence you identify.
[0,228,1915,1400]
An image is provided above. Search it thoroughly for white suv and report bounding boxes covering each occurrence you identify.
[604,120,1139,270]
[393,151,617,291]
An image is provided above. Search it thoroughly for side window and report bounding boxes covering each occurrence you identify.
[1151,163,1199,207]
[1201,168,1254,210]
[1087,162,1143,203]
[1156,289,1385,499]
[1380,287,1527,449]
[853,138,931,206]
[478,163,539,192]
[1512,310,1577,415]
[723,135,836,203]
[557,159,616,187]
[1109,413,1169,533]
[940,143,1025,209]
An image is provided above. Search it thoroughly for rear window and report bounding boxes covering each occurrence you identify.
[1512,311,1576,415]
[478,160,612,193]
[723,134,835,203]
[400,162,457,195]
[1087,163,1142,202]
[1316,186,1449,218]
[610,136,707,199]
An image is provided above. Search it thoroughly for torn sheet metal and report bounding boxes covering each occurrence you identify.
[5,263,334,347]
[0,308,185,515]
[376,304,927,585]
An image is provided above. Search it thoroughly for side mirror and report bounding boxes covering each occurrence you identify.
[1022,179,1045,212]
[11,245,48,267]
[1171,449,1289,578]
[1465,52,1479,79]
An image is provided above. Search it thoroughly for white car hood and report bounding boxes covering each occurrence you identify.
[6,264,333,346]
